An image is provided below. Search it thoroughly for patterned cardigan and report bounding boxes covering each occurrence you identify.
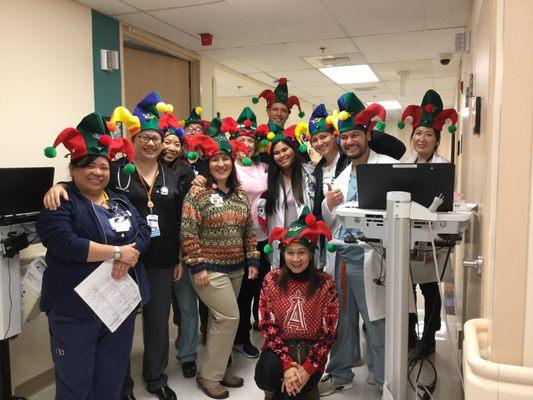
[180,186,259,274]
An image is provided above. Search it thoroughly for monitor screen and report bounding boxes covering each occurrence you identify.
[356,163,455,212]
[0,167,55,217]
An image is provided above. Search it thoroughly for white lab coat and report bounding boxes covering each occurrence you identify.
[321,150,396,321]
[404,151,451,283]
[267,162,317,268]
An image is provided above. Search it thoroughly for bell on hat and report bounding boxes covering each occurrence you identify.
[252,77,305,118]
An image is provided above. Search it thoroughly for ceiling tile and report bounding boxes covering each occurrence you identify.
[324,0,426,36]
[226,45,310,71]
[267,69,333,86]
[245,72,278,86]
[431,57,460,77]
[121,0,219,12]
[119,13,202,50]
[77,0,137,15]
[426,27,465,55]
[283,38,359,58]
[424,0,470,29]
[433,76,459,92]
[293,85,345,97]
[352,31,428,63]
[150,2,275,49]
[385,78,434,93]
[340,81,392,94]
[196,49,259,74]
[371,60,433,81]
[225,0,345,42]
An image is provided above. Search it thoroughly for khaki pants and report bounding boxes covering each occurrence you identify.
[191,269,244,381]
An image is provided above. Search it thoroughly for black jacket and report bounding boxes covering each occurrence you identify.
[312,152,350,219]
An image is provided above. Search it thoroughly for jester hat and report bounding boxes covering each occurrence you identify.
[205,117,231,140]
[185,128,251,165]
[264,206,333,254]
[224,107,257,140]
[184,106,209,130]
[256,122,309,154]
[252,77,305,118]
[44,113,136,174]
[309,104,335,136]
[158,113,185,138]
[397,89,458,134]
[133,91,174,135]
[336,92,386,134]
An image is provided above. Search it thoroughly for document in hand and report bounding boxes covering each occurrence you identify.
[75,259,141,332]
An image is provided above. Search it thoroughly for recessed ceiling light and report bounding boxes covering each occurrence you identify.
[319,65,379,84]
[367,100,402,110]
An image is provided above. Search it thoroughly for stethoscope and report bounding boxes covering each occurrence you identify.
[116,160,169,196]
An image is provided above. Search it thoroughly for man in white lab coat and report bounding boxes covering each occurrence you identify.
[318,93,397,396]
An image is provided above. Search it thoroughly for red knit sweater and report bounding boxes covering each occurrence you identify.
[258,269,339,375]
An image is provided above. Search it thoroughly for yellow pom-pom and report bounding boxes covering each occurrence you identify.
[338,111,349,121]
[267,132,275,140]
[326,115,333,125]
[167,104,174,113]
[295,122,308,138]
[195,106,202,115]
[179,119,186,126]
[156,102,166,114]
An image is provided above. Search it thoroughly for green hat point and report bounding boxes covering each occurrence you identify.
[123,163,136,175]
[242,157,252,166]
[298,111,305,118]
[375,121,386,132]
[44,146,57,158]
[397,121,405,129]
[187,151,199,161]
[326,243,337,253]
[448,125,457,134]
[264,244,273,255]
[252,97,259,104]
[299,143,308,153]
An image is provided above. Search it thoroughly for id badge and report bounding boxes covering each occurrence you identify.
[109,216,131,233]
[209,193,224,207]
[146,214,161,238]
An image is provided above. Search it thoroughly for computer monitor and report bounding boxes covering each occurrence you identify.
[0,167,55,220]
[356,163,455,211]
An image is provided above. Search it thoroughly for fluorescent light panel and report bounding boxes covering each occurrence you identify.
[319,65,379,84]
[367,100,402,110]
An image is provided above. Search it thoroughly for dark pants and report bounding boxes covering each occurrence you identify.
[122,268,174,394]
[235,240,270,344]
[48,311,135,400]
[255,350,321,399]
[409,282,442,340]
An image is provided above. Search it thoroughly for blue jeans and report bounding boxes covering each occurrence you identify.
[48,310,135,400]
[326,255,385,387]
[173,268,199,363]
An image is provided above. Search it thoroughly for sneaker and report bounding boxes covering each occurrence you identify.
[366,372,375,386]
[317,374,353,396]
[233,341,260,358]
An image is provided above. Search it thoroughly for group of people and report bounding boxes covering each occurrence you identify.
[36,78,457,400]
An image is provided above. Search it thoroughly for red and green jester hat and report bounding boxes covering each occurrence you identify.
[397,89,458,134]
[221,107,265,165]
[252,77,305,118]
[44,112,136,174]
[264,206,334,255]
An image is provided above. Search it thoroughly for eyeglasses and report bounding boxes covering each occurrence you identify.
[185,127,203,133]
[138,134,162,144]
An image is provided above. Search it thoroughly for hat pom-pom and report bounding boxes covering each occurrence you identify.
[338,111,349,121]
[252,97,259,104]
[123,162,136,175]
[195,106,202,115]
[299,143,308,153]
[179,119,186,126]
[99,135,112,146]
[325,115,333,125]
[243,119,252,128]
[448,125,457,134]
[242,157,252,166]
[278,77,287,84]
[424,104,434,113]
[267,132,275,140]
[44,146,57,158]
[298,111,305,118]
[261,139,269,148]
[305,214,316,226]
[264,244,273,255]
[375,121,386,132]
[221,124,229,133]
[397,121,405,129]
[326,243,337,253]
[187,151,199,161]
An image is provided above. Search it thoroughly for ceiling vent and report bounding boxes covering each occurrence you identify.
[303,53,362,69]
[354,86,379,93]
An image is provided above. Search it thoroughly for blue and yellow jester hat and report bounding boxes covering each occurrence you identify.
[133,91,173,134]
[309,103,336,136]
[255,121,309,154]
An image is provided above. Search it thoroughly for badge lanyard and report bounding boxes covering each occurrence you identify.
[137,169,160,213]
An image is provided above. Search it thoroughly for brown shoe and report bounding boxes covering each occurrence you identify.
[196,375,229,399]
[221,372,244,388]
[264,391,276,400]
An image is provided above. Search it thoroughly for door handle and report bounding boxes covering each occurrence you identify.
[463,256,483,276]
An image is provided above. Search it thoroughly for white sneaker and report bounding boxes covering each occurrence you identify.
[366,372,375,385]
[318,374,354,396]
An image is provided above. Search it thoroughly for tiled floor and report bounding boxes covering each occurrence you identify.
[30,311,463,400]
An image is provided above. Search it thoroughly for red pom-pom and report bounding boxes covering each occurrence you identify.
[99,135,111,146]
[221,124,229,133]
[305,214,316,226]
[278,77,287,84]
[424,104,434,113]
[244,119,251,128]
[256,125,269,135]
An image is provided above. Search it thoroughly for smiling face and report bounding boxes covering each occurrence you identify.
[339,129,370,160]
[310,131,336,157]
[208,153,233,185]
[235,135,257,155]
[70,156,110,196]
[184,123,204,140]
[162,134,182,163]
[284,242,311,274]
[133,130,163,161]
[272,141,295,172]
[266,103,289,127]
[411,126,439,159]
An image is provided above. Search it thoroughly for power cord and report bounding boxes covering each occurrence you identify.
[1,257,13,340]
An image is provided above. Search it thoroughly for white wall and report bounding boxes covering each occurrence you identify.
[0,0,94,392]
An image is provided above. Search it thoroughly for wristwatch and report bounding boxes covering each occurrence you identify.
[113,246,121,260]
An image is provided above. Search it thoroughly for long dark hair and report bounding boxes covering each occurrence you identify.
[205,156,240,193]
[265,140,306,216]
[277,250,323,298]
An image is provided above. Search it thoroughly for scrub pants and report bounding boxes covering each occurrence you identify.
[172,267,199,363]
[325,256,385,387]
[48,310,135,400]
